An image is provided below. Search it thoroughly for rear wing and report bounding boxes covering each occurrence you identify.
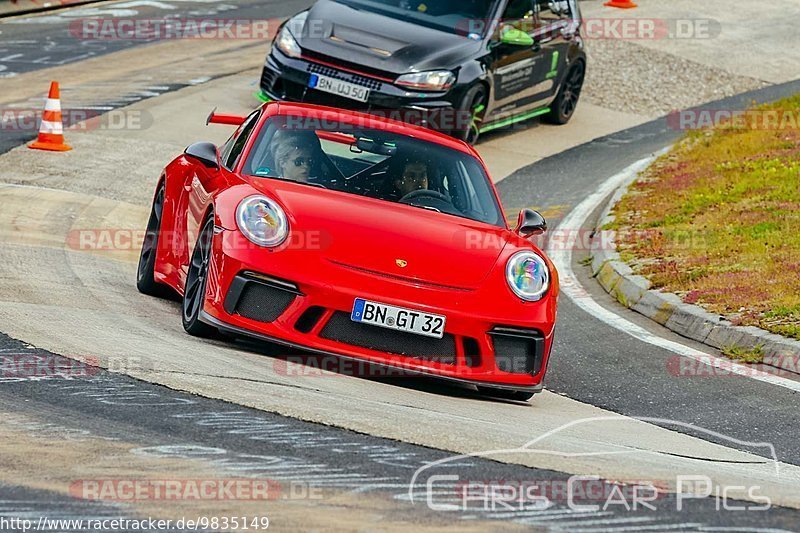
[206,107,246,126]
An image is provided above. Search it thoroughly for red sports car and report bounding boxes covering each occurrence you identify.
[137,102,558,401]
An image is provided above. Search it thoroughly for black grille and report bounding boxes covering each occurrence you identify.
[463,337,481,368]
[489,328,545,375]
[224,274,298,324]
[235,284,296,323]
[294,306,326,333]
[260,67,279,92]
[320,312,456,364]
[307,63,384,91]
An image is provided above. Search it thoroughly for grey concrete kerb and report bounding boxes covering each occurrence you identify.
[589,158,800,373]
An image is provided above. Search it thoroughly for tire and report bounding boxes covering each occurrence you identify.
[544,60,585,125]
[182,215,218,338]
[453,84,487,145]
[477,386,536,402]
[136,184,172,298]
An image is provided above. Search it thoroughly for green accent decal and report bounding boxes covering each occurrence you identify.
[255,90,274,103]
[546,50,560,79]
[478,107,550,134]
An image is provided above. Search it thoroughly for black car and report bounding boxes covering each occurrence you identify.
[259,0,586,144]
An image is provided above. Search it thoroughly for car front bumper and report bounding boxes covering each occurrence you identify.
[260,50,470,135]
[200,229,556,391]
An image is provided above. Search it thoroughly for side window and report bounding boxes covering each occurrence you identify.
[501,0,534,31]
[221,111,261,170]
[534,0,571,24]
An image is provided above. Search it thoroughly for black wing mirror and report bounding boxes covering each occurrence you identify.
[515,209,547,237]
[185,142,219,169]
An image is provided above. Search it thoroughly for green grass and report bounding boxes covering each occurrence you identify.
[611,94,800,347]
[721,344,765,364]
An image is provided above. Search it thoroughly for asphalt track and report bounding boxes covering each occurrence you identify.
[3,332,800,531]
[0,0,307,75]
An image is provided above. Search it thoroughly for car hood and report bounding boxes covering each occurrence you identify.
[294,0,483,75]
[242,177,511,289]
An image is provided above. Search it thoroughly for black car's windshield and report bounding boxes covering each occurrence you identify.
[333,0,499,37]
[242,116,505,227]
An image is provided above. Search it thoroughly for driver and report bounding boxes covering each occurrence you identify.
[271,129,323,183]
[394,159,429,198]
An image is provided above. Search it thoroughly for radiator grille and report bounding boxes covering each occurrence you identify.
[320,312,456,364]
[233,282,296,324]
[490,328,545,375]
[307,63,384,91]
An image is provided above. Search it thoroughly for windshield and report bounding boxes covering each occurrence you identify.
[332,0,499,37]
[242,116,505,227]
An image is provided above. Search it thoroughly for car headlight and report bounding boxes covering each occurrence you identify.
[236,195,289,248]
[275,25,302,58]
[506,251,550,302]
[396,71,456,91]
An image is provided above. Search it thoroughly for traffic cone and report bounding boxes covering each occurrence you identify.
[604,0,637,7]
[29,81,72,152]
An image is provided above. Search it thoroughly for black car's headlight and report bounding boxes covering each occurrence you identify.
[506,251,550,302]
[275,25,302,58]
[396,70,456,91]
[236,196,289,248]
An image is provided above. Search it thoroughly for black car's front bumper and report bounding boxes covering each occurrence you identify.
[260,49,469,135]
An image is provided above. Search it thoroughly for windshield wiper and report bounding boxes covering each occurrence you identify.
[408,203,441,214]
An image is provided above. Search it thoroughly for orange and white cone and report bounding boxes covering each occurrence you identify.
[604,0,638,8]
[29,81,72,152]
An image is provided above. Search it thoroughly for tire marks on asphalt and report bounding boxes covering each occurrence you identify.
[2,333,798,532]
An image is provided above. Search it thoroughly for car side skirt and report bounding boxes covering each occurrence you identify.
[479,106,551,134]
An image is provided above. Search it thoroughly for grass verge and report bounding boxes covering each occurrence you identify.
[609,95,800,343]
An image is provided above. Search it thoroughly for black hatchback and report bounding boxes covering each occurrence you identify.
[259,0,586,144]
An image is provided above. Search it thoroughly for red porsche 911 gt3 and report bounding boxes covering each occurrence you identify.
[137,102,558,401]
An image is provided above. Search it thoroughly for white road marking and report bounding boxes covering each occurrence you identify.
[548,155,800,394]
[114,0,176,8]
[697,526,790,533]
[568,524,704,532]
[549,517,662,527]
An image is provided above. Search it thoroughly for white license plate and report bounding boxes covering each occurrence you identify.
[309,73,370,103]
[351,298,446,339]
